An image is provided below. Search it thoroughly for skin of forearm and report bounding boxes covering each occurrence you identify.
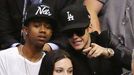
[84,0,103,33]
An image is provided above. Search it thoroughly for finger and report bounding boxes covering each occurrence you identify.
[90,43,96,47]
[87,47,97,58]
[91,50,101,58]
[83,47,92,52]
[82,47,92,55]
[88,44,97,55]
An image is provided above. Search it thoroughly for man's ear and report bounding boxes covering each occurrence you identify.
[22,26,28,33]
[21,26,28,39]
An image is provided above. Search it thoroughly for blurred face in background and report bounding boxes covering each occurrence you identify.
[53,58,73,75]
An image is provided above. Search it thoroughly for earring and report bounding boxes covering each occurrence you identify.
[21,31,27,36]
[24,32,27,35]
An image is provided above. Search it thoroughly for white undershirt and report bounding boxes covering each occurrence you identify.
[0,47,45,75]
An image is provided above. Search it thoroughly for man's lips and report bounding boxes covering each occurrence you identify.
[72,40,82,45]
[38,36,47,41]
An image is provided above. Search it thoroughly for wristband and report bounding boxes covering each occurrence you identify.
[11,43,20,47]
[47,43,59,50]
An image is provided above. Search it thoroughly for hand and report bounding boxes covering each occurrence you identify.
[43,43,59,52]
[82,43,109,58]
[43,43,52,52]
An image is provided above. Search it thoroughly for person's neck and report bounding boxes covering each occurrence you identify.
[84,41,91,49]
[19,45,43,62]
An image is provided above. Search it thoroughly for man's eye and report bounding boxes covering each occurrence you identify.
[44,24,52,29]
[34,23,40,27]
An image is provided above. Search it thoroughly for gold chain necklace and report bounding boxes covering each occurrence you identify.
[24,58,30,75]
[20,45,31,75]
[20,45,43,75]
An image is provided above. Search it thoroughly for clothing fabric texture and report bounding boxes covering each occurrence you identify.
[0,47,45,75]
[66,48,94,75]
[96,30,132,70]
[99,0,134,50]
[65,46,122,75]
[0,0,23,49]
[65,31,127,75]
[54,31,132,75]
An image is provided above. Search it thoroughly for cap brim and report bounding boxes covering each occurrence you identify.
[24,15,57,26]
[27,14,55,21]
[61,22,89,32]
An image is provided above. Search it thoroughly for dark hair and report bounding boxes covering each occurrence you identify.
[39,49,73,75]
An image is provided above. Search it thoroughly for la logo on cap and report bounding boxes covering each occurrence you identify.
[67,11,74,21]
[35,5,52,16]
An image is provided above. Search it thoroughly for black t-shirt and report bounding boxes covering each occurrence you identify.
[66,48,94,75]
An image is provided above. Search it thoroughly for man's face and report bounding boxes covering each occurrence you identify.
[65,28,91,51]
[24,20,53,47]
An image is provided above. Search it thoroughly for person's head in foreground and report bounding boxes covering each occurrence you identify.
[39,49,73,75]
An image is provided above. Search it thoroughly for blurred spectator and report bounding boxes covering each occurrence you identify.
[99,0,134,50]
[84,0,133,73]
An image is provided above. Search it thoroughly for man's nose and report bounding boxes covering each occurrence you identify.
[72,33,79,38]
[40,25,47,32]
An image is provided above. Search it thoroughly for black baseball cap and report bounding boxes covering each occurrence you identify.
[60,4,90,32]
[24,4,56,27]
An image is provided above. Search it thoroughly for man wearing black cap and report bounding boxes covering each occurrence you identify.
[0,0,76,50]
[59,4,125,75]
[0,4,56,75]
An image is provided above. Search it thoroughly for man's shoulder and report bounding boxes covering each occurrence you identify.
[0,47,18,56]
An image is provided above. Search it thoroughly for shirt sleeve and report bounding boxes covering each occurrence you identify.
[98,0,108,4]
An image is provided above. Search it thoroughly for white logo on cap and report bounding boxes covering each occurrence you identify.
[35,5,52,16]
[67,11,74,21]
